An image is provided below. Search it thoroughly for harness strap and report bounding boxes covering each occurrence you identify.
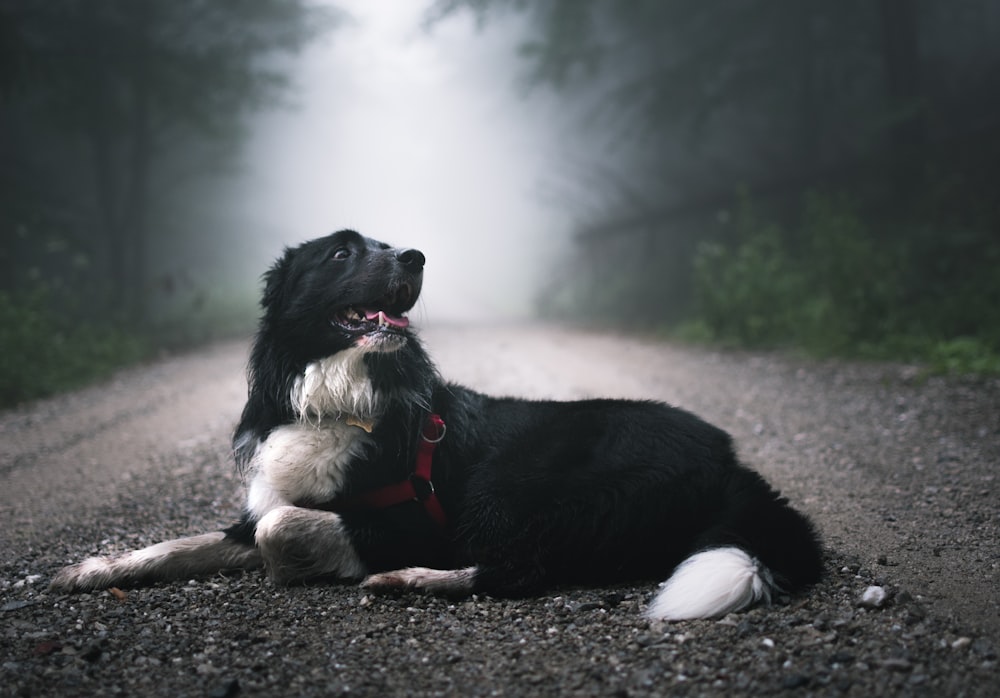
[340,414,447,528]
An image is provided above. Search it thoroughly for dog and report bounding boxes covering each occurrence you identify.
[50,229,822,621]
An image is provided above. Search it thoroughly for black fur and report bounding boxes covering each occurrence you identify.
[226,229,823,600]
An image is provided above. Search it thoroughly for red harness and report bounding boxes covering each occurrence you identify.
[336,414,448,528]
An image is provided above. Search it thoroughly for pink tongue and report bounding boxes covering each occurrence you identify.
[364,309,409,328]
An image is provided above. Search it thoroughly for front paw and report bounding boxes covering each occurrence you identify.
[362,566,477,596]
[49,558,115,593]
[361,569,421,591]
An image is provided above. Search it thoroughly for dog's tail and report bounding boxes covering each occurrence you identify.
[647,468,822,621]
[49,531,262,593]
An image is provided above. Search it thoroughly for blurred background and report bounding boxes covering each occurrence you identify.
[2,0,999,406]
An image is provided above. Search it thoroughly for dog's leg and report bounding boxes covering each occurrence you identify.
[363,560,552,598]
[254,505,367,585]
[49,532,262,593]
[362,566,479,596]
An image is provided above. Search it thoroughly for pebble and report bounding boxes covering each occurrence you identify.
[858,586,888,608]
[881,657,913,672]
[209,678,240,698]
[2,330,998,697]
[952,636,972,650]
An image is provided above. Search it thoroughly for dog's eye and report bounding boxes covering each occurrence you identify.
[331,248,351,261]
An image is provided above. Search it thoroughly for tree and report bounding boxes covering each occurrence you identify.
[0,0,335,322]
[434,0,1000,353]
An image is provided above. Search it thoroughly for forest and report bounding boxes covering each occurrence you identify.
[2,0,999,406]
[437,0,1000,370]
[0,0,333,403]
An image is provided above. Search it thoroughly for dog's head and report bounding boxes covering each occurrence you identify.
[234,230,435,469]
[260,229,425,360]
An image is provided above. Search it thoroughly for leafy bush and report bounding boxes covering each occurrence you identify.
[691,193,1000,373]
[693,231,804,347]
[927,337,1000,375]
[0,289,148,407]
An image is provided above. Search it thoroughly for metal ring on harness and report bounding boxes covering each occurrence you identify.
[421,420,446,444]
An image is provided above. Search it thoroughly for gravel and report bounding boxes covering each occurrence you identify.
[1,325,997,696]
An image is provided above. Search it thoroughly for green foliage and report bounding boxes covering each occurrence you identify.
[0,289,148,407]
[691,193,1000,374]
[693,198,805,347]
[926,338,1000,376]
[1,0,335,325]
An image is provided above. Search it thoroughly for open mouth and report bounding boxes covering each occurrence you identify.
[332,283,416,336]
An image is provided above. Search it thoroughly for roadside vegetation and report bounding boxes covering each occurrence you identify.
[440,1,1000,374]
[684,192,1000,374]
[0,1,335,408]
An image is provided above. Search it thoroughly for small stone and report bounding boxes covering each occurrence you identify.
[782,674,810,689]
[971,638,996,659]
[635,633,662,647]
[951,637,972,650]
[80,643,103,663]
[209,678,240,698]
[829,651,855,664]
[601,592,625,607]
[881,658,912,672]
[858,586,888,608]
[33,641,63,656]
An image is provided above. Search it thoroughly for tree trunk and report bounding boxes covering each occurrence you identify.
[123,0,153,324]
[81,5,129,320]
[80,0,157,325]
[878,0,926,201]
[793,0,820,182]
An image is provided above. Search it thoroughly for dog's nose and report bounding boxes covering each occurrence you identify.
[395,248,425,272]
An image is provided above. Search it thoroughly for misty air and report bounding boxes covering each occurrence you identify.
[1,2,998,696]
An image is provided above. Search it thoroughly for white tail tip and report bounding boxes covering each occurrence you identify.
[646,547,774,621]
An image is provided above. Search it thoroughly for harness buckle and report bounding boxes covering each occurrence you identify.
[409,473,435,501]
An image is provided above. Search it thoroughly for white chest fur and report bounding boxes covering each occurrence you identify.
[245,421,370,519]
[246,348,381,520]
[290,347,382,423]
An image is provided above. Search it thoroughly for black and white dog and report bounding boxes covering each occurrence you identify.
[51,229,822,621]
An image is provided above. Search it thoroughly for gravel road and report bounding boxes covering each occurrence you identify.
[2,325,998,696]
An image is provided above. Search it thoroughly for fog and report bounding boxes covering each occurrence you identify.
[4,0,998,408]
[229,2,573,322]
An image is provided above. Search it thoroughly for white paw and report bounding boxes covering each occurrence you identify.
[49,558,114,593]
[362,566,477,595]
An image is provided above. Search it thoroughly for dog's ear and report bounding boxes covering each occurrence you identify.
[233,339,298,473]
[260,248,295,315]
[233,246,301,471]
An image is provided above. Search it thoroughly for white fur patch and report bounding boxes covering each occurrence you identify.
[290,347,381,423]
[245,421,369,520]
[646,547,774,621]
[255,505,367,584]
[49,532,262,592]
[362,566,478,595]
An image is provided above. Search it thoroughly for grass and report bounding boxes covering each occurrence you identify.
[0,285,258,409]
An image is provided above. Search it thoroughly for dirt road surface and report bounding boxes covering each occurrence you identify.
[2,325,998,696]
